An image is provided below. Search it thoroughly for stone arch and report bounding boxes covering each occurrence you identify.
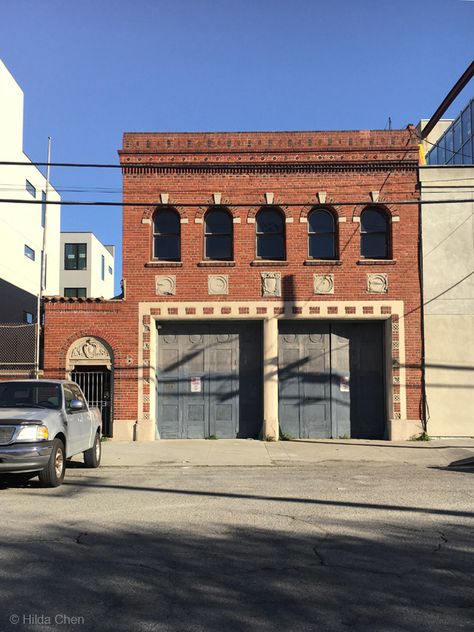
[66,336,114,371]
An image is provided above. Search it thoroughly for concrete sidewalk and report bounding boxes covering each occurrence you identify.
[92,438,474,469]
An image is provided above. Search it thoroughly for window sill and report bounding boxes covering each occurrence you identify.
[145,261,183,268]
[250,260,289,267]
[197,261,236,267]
[357,259,396,265]
[304,259,342,266]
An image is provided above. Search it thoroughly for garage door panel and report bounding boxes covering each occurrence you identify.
[279,321,385,440]
[157,322,262,439]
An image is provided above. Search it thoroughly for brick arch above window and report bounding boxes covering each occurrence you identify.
[195,203,237,221]
[299,204,343,221]
[142,205,188,223]
[352,203,399,221]
[247,203,291,221]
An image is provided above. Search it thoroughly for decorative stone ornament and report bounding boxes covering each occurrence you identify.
[261,272,281,297]
[213,192,222,204]
[265,192,274,205]
[155,275,176,296]
[160,193,169,204]
[313,274,334,295]
[208,275,229,295]
[70,337,110,361]
[317,191,327,204]
[367,273,388,294]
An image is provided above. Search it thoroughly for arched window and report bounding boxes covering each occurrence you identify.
[256,207,285,260]
[153,208,180,260]
[308,209,336,259]
[360,207,389,259]
[204,208,233,260]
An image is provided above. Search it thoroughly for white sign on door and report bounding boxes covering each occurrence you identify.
[190,377,201,393]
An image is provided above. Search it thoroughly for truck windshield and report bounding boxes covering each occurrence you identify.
[0,382,62,410]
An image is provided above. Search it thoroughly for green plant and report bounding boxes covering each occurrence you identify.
[278,427,294,441]
[206,434,218,440]
[410,431,431,442]
[338,434,350,440]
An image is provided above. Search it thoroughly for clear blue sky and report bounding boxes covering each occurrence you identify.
[1,0,473,292]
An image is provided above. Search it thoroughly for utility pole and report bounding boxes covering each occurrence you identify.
[35,137,51,379]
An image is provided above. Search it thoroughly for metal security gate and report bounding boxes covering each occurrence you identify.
[156,321,262,439]
[71,368,113,437]
[278,321,385,439]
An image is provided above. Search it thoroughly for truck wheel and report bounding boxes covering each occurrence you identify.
[38,438,66,487]
[84,431,101,468]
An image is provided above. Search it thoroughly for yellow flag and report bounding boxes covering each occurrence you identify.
[419,144,426,165]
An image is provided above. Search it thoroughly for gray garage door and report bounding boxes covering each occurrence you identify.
[156,322,262,439]
[279,321,385,439]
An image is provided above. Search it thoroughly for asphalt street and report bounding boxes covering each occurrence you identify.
[0,442,473,632]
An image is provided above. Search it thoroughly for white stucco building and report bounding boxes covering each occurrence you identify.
[0,59,60,323]
[418,102,474,437]
[59,232,115,299]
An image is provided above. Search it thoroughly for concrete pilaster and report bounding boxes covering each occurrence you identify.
[263,317,279,440]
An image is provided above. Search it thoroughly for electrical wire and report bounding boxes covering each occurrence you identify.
[0,198,473,207]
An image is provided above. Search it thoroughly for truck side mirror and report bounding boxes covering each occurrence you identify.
[69,399,84,411]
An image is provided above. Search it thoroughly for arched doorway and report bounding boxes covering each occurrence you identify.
[67,337,114,437]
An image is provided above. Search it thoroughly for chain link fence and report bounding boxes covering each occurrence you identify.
[0,323,38,373]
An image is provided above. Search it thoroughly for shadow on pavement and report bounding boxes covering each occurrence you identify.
[0,521,472,632]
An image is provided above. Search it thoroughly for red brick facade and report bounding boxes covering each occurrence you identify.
[43,129,423,440]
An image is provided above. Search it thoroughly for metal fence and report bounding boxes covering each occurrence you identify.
[0,323,38,372]
[71,369,113,437]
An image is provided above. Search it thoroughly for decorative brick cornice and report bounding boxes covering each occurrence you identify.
[121,160,418,176]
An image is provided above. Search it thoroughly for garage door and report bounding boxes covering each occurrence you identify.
[278,321,385,439]
[156,322,262,439]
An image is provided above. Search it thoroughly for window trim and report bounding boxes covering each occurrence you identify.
[24,244,35,261]
[25,179,36,198]
[203,207,233,261]
[307,207,337,260]
[360,206,390,260]
[255,206,286,261]
[152,207,181,262]
[63,287,87,298]
[64,243,87,270]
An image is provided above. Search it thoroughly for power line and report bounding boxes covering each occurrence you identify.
[410,126,474,162]
[0,198,473,208]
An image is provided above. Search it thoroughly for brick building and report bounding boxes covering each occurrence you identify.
[43,129,423,441]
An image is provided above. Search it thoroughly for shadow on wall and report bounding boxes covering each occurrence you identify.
[0,517,472,631]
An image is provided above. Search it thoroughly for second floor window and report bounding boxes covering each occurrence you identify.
[360,208,389,259]
[64,287,87,298]
[65,243,87,270]
[308,209,336,259]
[153,209,180,260]
[204,208,232,260]
[256,207,285,260]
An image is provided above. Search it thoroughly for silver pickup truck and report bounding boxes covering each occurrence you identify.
[0,379,102,487]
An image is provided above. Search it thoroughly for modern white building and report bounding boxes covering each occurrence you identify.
[60,232,115,299]
[0,59,60,323]
[418,102,474,438]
